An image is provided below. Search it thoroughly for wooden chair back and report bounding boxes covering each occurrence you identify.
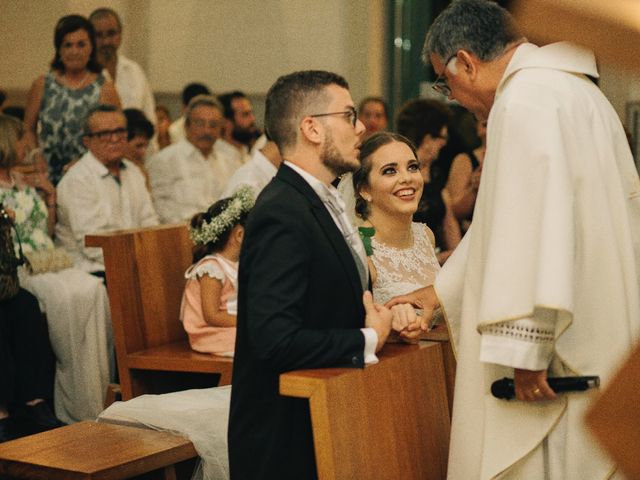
[87,225,233,400]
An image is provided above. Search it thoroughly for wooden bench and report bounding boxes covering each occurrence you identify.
[86,225,233,401]
[280,342,452,479]
[0,421,197,480]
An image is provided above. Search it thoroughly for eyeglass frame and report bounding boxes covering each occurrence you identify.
[431,52,458,97]
[309,107,358,128]
[84,127,128,141]
[189,118,222,129]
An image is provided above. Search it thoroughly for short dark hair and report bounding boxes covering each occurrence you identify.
[123,108,154,140]
[182,83,211,106]
[88,8,122,31]
[358,96,389,120]
[83,104,123,136]
[265,70,349,152]
[396,99,452,148]
[424,0,523,63]
[218,91,248,121]
[352,132,418,219]
[51,15,102,74]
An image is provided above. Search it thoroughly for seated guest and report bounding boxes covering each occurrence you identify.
[155,104,172,149]
[180,187,253,356]
[396,98,461,264]
[148,95,237,224]
[0,114,112,424]
[123,107,154,189]
[56,104,159,274]
[445,118,486,232]
[352,132,440,338]
[0,287,62,441]
[216,91,261,167]
[168,82,210,143]
[358,96,389,141]
[221,136,281,197]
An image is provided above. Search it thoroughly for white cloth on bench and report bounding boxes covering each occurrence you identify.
[19,267,113,424]
[98,386,231,480]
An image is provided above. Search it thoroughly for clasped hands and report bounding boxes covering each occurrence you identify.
[363,286,440,352]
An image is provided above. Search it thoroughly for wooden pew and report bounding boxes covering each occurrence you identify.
[0,421,197,480]
[585,341,640,479]
[280,342,452,480]
[86,224,233,401]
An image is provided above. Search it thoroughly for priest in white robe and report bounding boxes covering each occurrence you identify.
[390,1,640,479]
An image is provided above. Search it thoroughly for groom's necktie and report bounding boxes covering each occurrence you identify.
[322,190,369,290]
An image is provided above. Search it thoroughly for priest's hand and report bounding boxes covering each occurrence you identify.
[386,286,440,332]
[363,291,392,352]
[514,368,557,402]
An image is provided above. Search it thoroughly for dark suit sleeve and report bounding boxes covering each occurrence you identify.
[241,208,365,373]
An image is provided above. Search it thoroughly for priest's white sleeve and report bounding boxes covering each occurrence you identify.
[479,309,558,370]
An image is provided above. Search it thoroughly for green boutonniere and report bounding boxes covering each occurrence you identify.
[358,226,375,256]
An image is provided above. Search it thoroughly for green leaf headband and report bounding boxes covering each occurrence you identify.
[189,186,255,246]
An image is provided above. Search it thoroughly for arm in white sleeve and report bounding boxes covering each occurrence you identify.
[361,327,379,365]
[148,153,180,224]
[479,309,557,371]
[57,178,110,263]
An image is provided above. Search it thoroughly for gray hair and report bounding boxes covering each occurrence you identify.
[423,0,523,63]
[83,104,123,136]
[185,94,223,126]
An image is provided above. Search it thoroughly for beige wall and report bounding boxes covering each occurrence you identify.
[0,0,388,110]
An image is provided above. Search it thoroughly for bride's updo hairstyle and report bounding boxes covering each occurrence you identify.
[352,132,418,219]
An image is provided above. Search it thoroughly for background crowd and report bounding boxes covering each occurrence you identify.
[0,7,482,443]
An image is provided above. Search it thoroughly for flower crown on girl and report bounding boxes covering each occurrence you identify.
[189,186,255,246]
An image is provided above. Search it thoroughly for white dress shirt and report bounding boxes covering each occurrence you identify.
[56,151,159,272]
[147,138,238,224]
[221,149,278,198]
[284,161,378,364]
[168,116,185,143]
[104,54,156,125]
[214,138,249,171]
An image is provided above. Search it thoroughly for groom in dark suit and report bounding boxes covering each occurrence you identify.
[228,70,392,479]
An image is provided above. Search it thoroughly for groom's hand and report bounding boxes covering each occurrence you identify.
[363,291,392,352]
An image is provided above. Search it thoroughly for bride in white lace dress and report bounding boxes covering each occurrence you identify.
[351,132,441,338]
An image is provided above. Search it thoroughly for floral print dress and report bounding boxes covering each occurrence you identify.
[0,184,53,254]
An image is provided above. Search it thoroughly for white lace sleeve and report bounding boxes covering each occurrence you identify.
[479,311,557,370]
[185,258,226,281]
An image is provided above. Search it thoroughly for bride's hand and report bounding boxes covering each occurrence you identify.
[386,286,439,332]
[390,303,416,332]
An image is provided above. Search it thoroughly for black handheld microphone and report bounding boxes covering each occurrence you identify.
[491,376,600,400]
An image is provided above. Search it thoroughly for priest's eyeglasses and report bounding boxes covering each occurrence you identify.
[432,53,457,97]
[309,107,358,128]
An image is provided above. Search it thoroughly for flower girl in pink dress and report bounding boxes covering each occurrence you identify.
[180,187,254,356]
